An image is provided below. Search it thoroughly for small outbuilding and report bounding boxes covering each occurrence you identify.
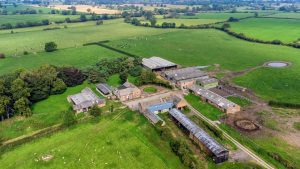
[96,83,113,96]
[197,77,218,89]
[67,87,105,113]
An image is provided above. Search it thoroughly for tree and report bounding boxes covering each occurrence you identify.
[42,19,50,25]
[62,110,76,126]
[58,67,85,87]
[150,18,157,27]
[11,78,30,101]
[51,78,67,94]
[13,97,32,117]
[222,23,230,29]
[44,42,57,52]
[0,53,5,59]
[80,14,87,22]
[89,105,102,117]
[254,12,259,18]
[119,72,128,84]
[110,105,114,113]
[96,20,103,25]
[87,8,91,13]
[0,95,10,120]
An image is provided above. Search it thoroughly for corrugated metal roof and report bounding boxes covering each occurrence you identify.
[147,102,174,113]
[96,83,112,95]
[142,57,177,70]
[169,108,228,156]
[189,85,237,109]
[68,88,105,110]
[163,67,208,81]
[143,111,163,124]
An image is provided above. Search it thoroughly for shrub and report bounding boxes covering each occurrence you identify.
[0,53,5,59]
[44,42,57,52]
[62,110,77,127]
[89,105,102,118]
[23,51,29,55]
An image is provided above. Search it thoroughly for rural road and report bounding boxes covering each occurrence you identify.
[187,104,275,169]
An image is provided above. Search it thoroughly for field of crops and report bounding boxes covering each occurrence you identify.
[229,17,300,43]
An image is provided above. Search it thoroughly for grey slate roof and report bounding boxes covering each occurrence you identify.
[142,57,177,70]
[189,85,237,109]
[163,67,208,81]
[96,83,112,95]
[143,111,163,124]
[169,108,228,156]
[68,88,105,111]
[197,77,218,85]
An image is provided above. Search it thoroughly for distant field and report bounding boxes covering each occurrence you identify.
[47,4,121,14]
[229,18,300,43]
[0,14,80,26]
[0,19,177,56]
[0,45,124,75]
[2,4,52,14]
[142,18,221,26]
[180,12,254,20]
[0,110,185,169]
[266,12,300,19]
[107,29,300,104]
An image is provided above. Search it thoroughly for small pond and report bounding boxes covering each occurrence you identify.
[265,61,290,68]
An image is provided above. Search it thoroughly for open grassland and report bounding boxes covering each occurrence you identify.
[0,45,124,75]
[180,12,254,20]
[0,82,98,140]
[266,12,300,19]
[107,29,300,104]
[0,19,176,56]
[229,18,300,43]
[2,4,52,14]
[0,14,81,26]
[0,110,185,169]
[142,18,221,26]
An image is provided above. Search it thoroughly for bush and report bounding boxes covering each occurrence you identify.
[0,53,5,59]
[44,42,57,52]
[23,51,29,55]
[62,110,77,127]
[89,105,102,118]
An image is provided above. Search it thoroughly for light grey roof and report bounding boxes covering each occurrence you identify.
[143,111,163,124]
[68,87,105,110]
[169,108,228,156]
[142,57,177,70]
[189,85,237,109]
[163,67,208,81]
[197,77,218,85]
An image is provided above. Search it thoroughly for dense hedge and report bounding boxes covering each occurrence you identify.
[268,100,300,109]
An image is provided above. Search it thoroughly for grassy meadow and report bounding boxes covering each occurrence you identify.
[107,28,300,104]
[266,12,300,19]
[229,17,300,43]
[0,110,185,169]
[1,4,52,14]
[179,12,254,20]
[142,18,221,26]
[0,14,81,26]
[0,45,124,75]
[0,19,176,56]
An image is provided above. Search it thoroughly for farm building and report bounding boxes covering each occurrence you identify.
[96,83,113,96]
[197,77,218,89]
[143,111,165,125]
[114,82,141,101]
[162,67,208,89]
[67,88,106,113]
[189,85,240,114]
[169,108,229,163]
[142,56,178,71]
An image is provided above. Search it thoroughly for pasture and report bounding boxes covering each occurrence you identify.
[0,110,185,169]
[0,14,81,26]
[0,45,124,75]
[1,4,52,14]
[0,19,176,56]
[107,28,300,104]
[229,17,300,43]
[179,12,254,20]
[266,12,300,19]
[142,18,221,26]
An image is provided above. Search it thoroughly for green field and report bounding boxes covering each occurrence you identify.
[0,14,81,26]
[1,4,52,14]
[142,18,222,26]
[229,17,300,43]
[143,86,157,93]
[266,12,300,19]
[0,45,124,75]
[0,19,176,56]
[0,110,185,169]
[227,96,251,107]
[180,12,254,20]
[107,28,300,104]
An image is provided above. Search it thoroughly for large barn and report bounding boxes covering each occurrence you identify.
[169,108,229,163]
[189,85,240,114]
[142,56,178,71]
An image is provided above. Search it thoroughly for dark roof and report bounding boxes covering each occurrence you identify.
[96,83,112,95]
[169,108,228,156]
